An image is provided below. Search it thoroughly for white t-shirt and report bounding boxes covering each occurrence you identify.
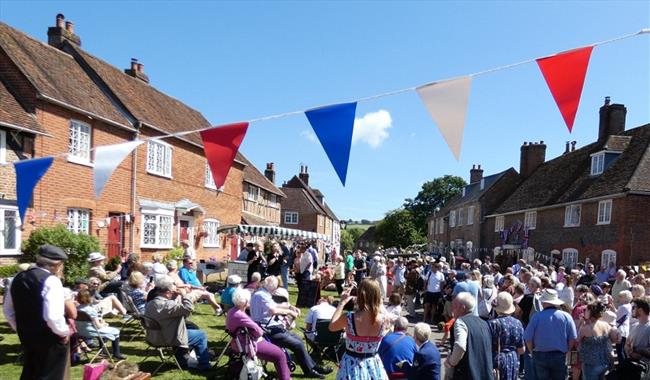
[424,271,445,293]
[305,302,336,332]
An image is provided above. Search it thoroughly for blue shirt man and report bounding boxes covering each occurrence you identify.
[379,321,417,374]
[178,259,201,287]
[404,322,441,380]
[453,275,480,316]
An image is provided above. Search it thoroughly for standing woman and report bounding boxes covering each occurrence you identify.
[577,302,620,380]
[487,292,525,380]
[377,258,388,300]
[615,290,633,362]
[330,279,389,380]
[333,256,346,295]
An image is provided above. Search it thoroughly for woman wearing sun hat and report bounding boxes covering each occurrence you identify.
[487,292,525,380]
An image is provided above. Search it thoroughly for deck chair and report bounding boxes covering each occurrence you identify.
[302,319,344,364]
[139,315,183,375]
[75,310,116,365]
[119,288,145,342]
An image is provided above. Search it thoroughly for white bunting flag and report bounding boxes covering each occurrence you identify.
[416,76,473,160]
[93,140,144,198]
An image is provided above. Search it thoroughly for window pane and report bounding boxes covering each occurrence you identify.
[159,216,172,246]
[4,210,16,249]
[143,215,157,245]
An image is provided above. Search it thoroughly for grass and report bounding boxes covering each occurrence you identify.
[0,285,340,380]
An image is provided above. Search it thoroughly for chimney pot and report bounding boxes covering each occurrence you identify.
[137,63,144,73]
[605,96,611,105]
[56,14,65,28]
[470,164,484,183]
[48,14,81,48]
[130,58,138,71]
[540,140,544,144]
[65,21,73,33]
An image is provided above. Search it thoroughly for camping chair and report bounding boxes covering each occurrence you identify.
[75,310,116,365]
[301,319,344,364]
[119,288,145,342]
[139,315,183,375]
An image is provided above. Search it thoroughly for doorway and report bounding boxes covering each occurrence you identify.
[107,213,124,259]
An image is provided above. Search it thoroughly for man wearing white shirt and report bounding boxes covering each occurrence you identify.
[3,245,70,380]
[423,262,445,324]
[304,296,336,342]
[300,246,314,280]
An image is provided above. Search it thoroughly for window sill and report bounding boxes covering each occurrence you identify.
[146,170,173,180]
[563,224,581,228]
[596,221,611,225]
[203,244,220,248]
[0,250,21,256]
[67,156,94,168]
[141,245,174,250]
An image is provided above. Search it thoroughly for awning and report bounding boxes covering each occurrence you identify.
[175,198,205,214]
[217,224,330,241]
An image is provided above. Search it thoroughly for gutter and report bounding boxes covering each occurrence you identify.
[484,191,628,218]
[37,94,136,132]
[129,121,142,252]
[0,121,51,137]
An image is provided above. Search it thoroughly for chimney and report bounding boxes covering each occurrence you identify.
[47,13,81,48]
[299,165,310,186]
[470,164,483,184]
[563,141,570,154]
[571,141,577,152]
[124,58,150,83]
[520,141,546,179]
[598,97,626,142]
[264,162,276,184]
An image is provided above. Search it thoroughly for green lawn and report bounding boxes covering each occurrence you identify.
[0,285,340,380]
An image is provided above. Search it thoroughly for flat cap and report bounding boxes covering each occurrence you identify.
[38,244,68,261]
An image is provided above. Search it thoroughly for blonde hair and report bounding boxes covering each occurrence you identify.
[356,279,382,323]
[128,271,145,288]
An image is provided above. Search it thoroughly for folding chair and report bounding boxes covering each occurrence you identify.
[75,310,116,365]
[302,319,344,364]
[119,288,146,342]
[139,315,183,375]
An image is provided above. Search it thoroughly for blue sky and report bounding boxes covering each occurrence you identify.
[1,1,648,221]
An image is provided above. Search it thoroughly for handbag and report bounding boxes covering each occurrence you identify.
[82,360,108,380]
[235,329,265,380]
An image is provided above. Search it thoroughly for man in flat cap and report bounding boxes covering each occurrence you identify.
[3,244,71,380]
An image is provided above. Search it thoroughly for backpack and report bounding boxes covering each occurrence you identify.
[478,287,497,318]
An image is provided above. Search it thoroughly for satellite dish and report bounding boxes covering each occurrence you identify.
[96,220,106,228]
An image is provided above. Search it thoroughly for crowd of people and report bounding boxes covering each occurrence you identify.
[4,241,650,380]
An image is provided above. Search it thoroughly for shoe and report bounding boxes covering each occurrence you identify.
[113,354,128,360]
[214,307,223,316]
[305,370,325,379]
[313,365,333,374]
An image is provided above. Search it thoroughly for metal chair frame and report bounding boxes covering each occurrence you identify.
[138,315,184,375]
[75,309,116,365]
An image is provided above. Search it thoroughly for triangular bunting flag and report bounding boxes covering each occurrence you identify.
[305,102,357,186]
[94,140,144,198]
[416,76,472,160]
[200,122,249,189]
[15,157,54,221]
[536,46,594,132]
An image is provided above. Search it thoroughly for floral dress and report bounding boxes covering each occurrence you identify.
[336,312,389,380]
[487,315,524,380]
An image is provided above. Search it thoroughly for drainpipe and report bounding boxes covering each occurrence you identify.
[129,122,142,252]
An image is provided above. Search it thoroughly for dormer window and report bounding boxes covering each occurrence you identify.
[480,178,485,190]
[462,187,466,197]
[591,152,605,175]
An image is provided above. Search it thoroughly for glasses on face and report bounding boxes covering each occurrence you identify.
[90,282,100,286]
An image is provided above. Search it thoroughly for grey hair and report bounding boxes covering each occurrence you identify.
[413,322,431,343]
[483,274,495,288]
[617,269,627,278]
[455,291,476,313]
[528,276,542,290]
[232,288,251,308]
[394,317,409,331]
[263,275,279,291]
[155,275,175,291]
[251,272,262,282]
[36,255,63,271]
[166,260,178,271]
[619,290,633,304]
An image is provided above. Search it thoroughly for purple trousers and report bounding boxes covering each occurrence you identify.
[257,340,291,380]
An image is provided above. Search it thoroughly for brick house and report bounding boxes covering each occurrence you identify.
[0,16,256,261]
[427,165,520,260]
[355,226,378,252]
[280,165,340,255]
[241,159,285,226]
[485,99,650,268]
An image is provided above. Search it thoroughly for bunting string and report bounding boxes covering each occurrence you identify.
[0,28,646,168]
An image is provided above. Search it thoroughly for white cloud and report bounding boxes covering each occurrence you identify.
[353,109,392,148]
[300,130,317,143]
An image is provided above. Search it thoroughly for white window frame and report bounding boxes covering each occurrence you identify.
[438,218,444,234]
[146,140,173,178]
[495,216,504,232]
[68,120,92,165]
[269,194,278,208]
[457,208,464,226]
[284,211,298,225]
[205,162,217,189]
[0,129,6,164]
[0,205,21,255]
[564,204,581,227]
[202,218,221,248]
[67,208,90,234]
[601,249,616,269]
[525,211,537,230]
[590,152,605,175]
[449,210,456,228]
[597,199,612,225]
[140,208,174,249]
[562,248,579,269]
[467,206,475,225]
[246,184,260,201]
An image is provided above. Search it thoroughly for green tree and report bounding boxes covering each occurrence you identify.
[21,224,101,285]
[374,209,425,248]
[340,228,365,251]
[404,175,467,234]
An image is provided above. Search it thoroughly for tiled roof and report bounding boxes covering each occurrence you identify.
[242,211,278,226]
[436,169,516,215]
[0,23,131,128]
[496,124,650,213]
[0,79,45,134]
[281,186,323,213]
[358,226,376,241]
[282,176,339,221]
[239,155,285,197]
[604,135,632,151]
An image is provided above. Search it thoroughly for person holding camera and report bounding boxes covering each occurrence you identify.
[247,241,267,282]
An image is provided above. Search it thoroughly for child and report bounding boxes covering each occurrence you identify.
[440,317,456,350]
[386,293,402,322]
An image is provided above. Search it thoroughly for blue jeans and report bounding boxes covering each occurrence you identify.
[524,351,538,380]
[532,351,567,380]
[175,329,211,370]
[281,265,289,289]
[582,362,608,380]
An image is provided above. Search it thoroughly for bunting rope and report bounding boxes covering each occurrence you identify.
[0,28,646,168]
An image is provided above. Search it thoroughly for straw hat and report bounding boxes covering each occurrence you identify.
[494,292,516,315]
[539,289,564,306]
[87,252,106,262]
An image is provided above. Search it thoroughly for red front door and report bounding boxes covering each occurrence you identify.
[107,214,123,259]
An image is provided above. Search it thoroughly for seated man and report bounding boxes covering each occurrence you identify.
[87,277,127,317]
[378,317,417,377]
[220,275,242,312]
[304,296,336,343]
[404,322,441,380]
[144,275,211,371]
[178,255,202,287]
[250,276,332,379]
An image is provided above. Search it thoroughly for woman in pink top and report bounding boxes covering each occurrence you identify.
[226,288,290,380]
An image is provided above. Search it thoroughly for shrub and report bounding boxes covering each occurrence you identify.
[105,256,121,271]
[0,264,20,278]
[21,225,101,285]
[165,245,185,263]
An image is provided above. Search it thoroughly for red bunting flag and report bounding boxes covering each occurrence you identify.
[200,122,249,189]
[537,46,594,133]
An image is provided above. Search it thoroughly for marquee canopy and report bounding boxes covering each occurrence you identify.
[217,224,330,241]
